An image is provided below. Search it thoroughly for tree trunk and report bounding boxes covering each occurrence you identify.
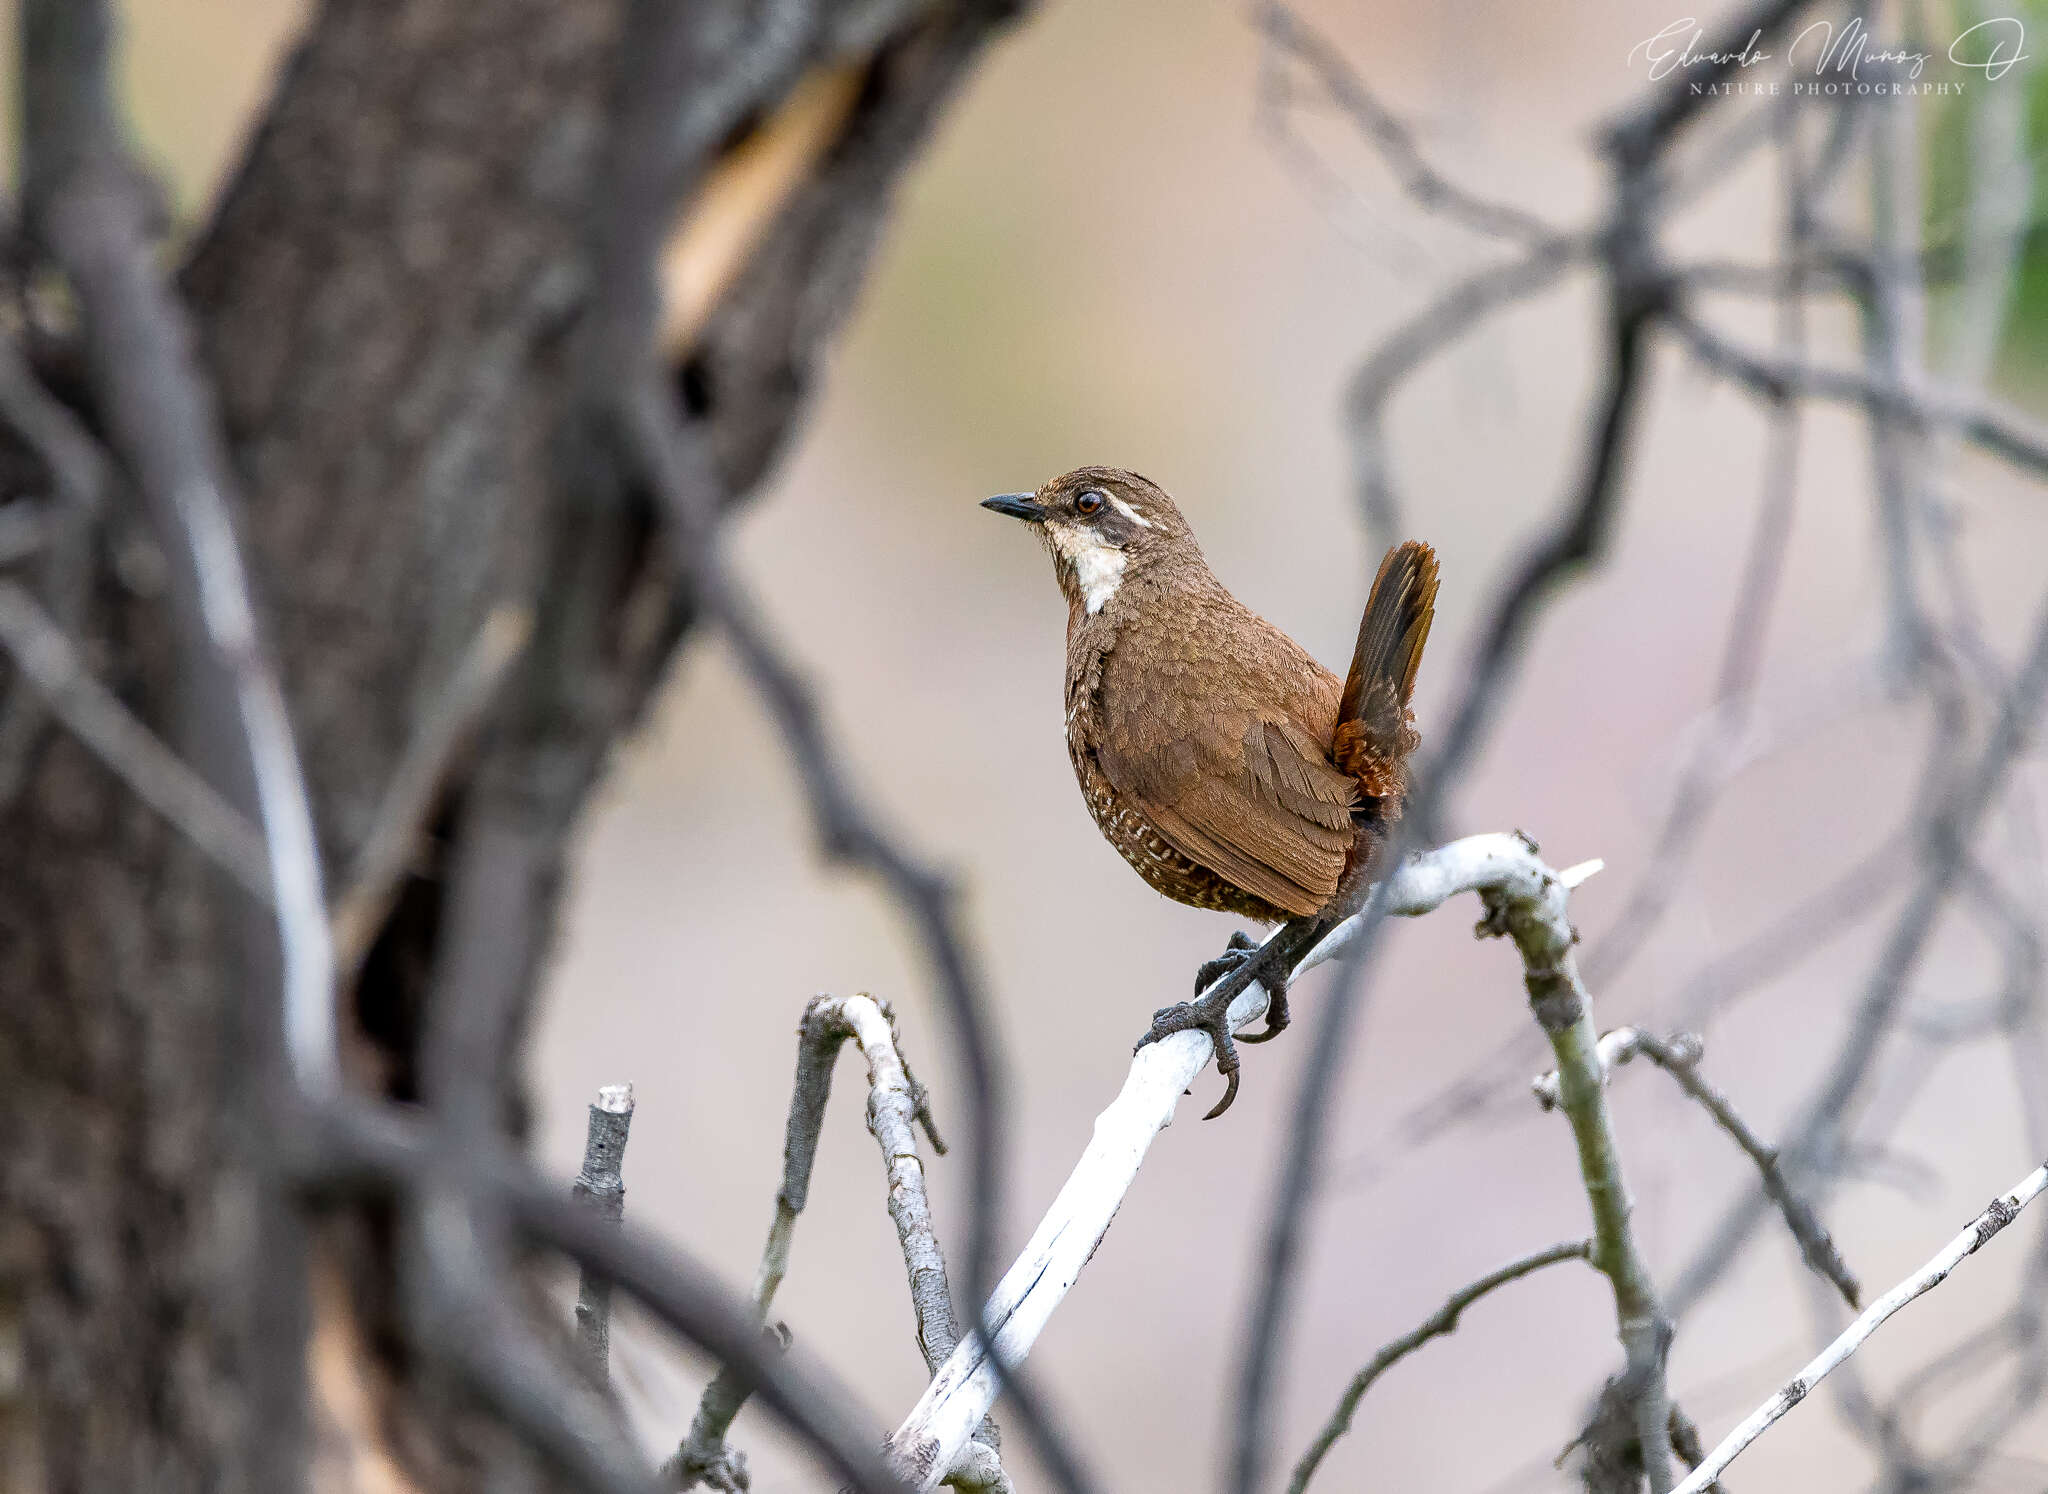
[0,1,1019,1488]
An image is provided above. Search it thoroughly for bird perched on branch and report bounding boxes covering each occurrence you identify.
[982,467,1438,1116]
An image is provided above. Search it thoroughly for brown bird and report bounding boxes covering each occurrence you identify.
[982,467,1438,1116]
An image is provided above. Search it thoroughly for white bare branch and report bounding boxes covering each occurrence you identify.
[571,1082,635,1379]
[886,832,1602,1491]
[1529,1025,1668,1109]
[1674,1159,2048,1494]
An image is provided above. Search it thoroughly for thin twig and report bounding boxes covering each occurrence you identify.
[0,577,270,894]
[1529,1029,1859,1309]
[1529,1025,1667,1111]
[1343,236,1587,545]
[573,1083,636,1381]
[1251,2,1561,247]
[1583,102,1809,994]
[405,1186,651,1494]
[1635,1032,1860,1310]
[1673,1160,2048,1494]
[1286,1239,1592,1493]
[669,994,1003,1493]
[1666,308,2048,482]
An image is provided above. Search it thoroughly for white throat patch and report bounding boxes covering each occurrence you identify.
[1072,544,1127,614]
[1045,521,1129,614]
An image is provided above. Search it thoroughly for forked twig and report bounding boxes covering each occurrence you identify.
[671,994,1004,1493]
[1532,1028,1859,1310]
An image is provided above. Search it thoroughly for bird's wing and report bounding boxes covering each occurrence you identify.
[1096,617,1354,918]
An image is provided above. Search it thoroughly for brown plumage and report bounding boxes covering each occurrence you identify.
[984,466,1437,926]
[981,467,1438,1117]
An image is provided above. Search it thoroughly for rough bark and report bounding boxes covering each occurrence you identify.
[0,1,1019,1488]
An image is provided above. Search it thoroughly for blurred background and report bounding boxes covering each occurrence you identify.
[38,0,2048,1488]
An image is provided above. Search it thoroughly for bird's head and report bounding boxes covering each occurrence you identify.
[980,467,1196,616]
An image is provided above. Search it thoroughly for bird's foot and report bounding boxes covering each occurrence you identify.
[1195,931,1291,1045]
[1138,928,1301,1119]
[1193,930,1259,995]
[1136,990,1244,1120]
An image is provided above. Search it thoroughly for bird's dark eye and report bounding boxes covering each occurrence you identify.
[1076,490,1105,516]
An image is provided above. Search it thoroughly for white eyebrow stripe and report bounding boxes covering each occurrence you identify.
[1108,496,1152,528]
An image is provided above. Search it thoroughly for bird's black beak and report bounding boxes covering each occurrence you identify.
[981,493,1046,523]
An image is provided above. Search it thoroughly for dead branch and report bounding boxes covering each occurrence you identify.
[573,1084,636,1381]
[1287,1239,1592,1493]
[1675,1160,2048,1494]
[669,994,1008,1493]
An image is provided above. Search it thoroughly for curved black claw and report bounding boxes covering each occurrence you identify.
[1135,995,1242,1119]
[1235,985,1290,1044]
[1193,930,1261,997]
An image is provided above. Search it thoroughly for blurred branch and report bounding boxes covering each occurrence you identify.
[1666,309,2048,481]
[1287,1239,1592,1493]
[299,1096,916,1494]
[329,604,531,988]
[0,334,112,522]
[1251,2,1561,247]
[0,499,51,566]
[372,5,935,1490]
[1675,1159,2048,1494]
[405,1186,651,1494]
[1673,577,2048,1317]
[0,334,106,805]
[1583,104,1809,994]
[659,64,865,356]
[1343,236,1587,545]
[891,834,1604,1492]
[573,1083,636,1381]
[20,0,337,1092]
[0,578,270,895]
[1861,83,1934,674]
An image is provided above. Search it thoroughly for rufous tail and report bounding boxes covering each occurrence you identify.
[1331,540,1439,803]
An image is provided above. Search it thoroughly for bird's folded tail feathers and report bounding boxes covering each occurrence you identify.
[1331,540,1439,802]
